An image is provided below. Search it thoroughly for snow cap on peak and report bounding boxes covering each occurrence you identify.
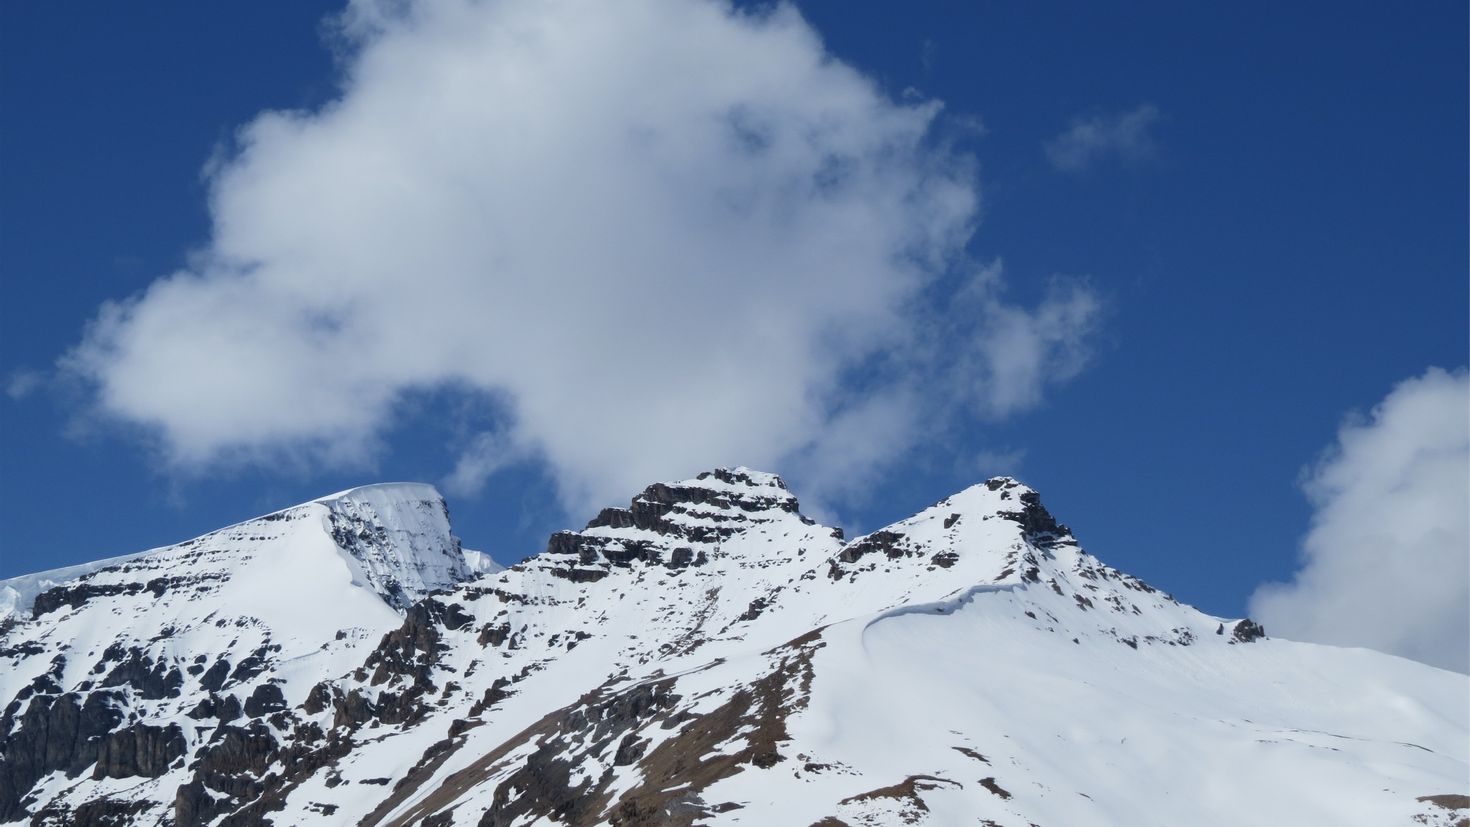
[606,466,805,525]
[863,475,1070,546]
[314,481,445,507]
[958,475,1041,502]
[314,482,471,610]
[668,466,794,499]
[699,466,788,487]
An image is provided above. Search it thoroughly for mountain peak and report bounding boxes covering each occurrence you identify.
[313,481,472,611]
[530,467,827,585]
[313,480,445,506]
[573,466,807,538]
[584,466,805,528]
[1,481,476,621]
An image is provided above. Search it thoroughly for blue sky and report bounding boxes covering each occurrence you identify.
[1,1,1465,662]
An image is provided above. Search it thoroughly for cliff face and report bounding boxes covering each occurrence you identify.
[1,470,1464,826]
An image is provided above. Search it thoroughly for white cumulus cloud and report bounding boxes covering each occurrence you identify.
[64,0,1099,514]
[1250,367,1470,673]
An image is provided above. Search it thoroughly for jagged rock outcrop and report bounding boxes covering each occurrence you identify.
[0,691,123,821]
[93,722,186,780]
[541,468,807,581]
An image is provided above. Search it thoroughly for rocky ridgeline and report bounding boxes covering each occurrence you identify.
[1,469,1452,827]
[540,468,824,580]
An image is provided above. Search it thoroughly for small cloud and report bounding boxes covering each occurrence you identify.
[443,431,521,498]
[6,369,43,400]
[974,447,1026,476]
[1044,104,1162,172]
[947,112,988,140]
[948,265,1102,420]
[1249,367,1469,674]
[920,38,937,73]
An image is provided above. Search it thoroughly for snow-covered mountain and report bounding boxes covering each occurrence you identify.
[1,469,1464,826]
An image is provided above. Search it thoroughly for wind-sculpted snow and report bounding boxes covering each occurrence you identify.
[0,483,481,823]
[0,469,1464,825]
[314,483,474,611]
[0,552,148,621]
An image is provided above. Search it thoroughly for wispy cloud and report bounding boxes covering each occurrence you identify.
[1044,104,1162,172]
[443,431,522,499]
[974,447,1026,476]
[62,0,1100,516]
[1249,367,1469,673]
[6,369,43,401]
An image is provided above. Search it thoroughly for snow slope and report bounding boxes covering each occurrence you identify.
[0,483,488,823]
[1,470,1463,826]
[0,552,149,620]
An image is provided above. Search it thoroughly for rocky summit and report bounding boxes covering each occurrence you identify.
[0,469,1465,826]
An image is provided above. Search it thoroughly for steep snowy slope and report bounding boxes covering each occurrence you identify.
[1,470,1464,826]
[0,484,483,823]
[0,552,149,620]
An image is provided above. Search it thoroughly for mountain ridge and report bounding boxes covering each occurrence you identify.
[1,482,488,621]
[1,468,1464,826]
